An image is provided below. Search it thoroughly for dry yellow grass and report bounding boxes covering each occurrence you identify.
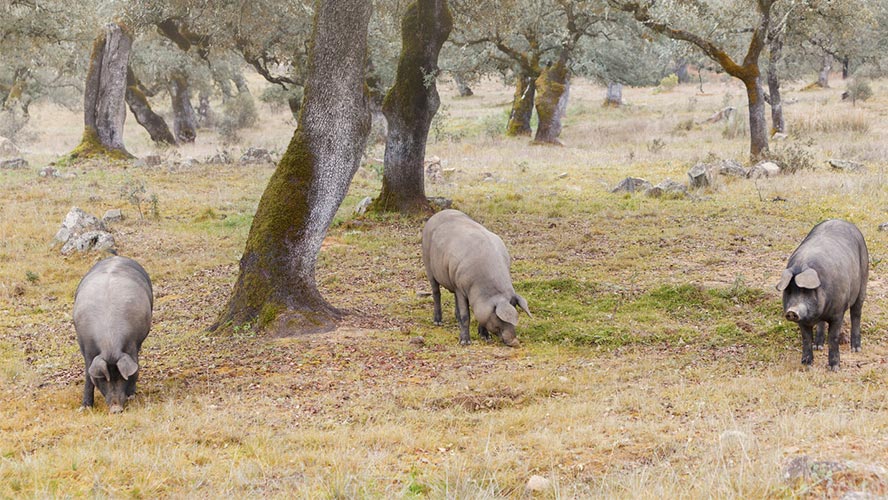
[1,73,887,498]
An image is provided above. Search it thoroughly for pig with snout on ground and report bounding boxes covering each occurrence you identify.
[422,209,531,347]
[74,256,153,413]
[777,219,868,370]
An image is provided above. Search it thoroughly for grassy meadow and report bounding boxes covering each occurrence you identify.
[2,74,888,498]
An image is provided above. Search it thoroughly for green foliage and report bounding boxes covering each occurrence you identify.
[119,177,159,220]
[657,74,679,92]
[845,79,873,104]
[259,85,303,114]
[218,93,259,144]
[24,271,39,284]
[765,138,816,174]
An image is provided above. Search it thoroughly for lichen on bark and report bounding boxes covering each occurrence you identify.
[533,56,570,145]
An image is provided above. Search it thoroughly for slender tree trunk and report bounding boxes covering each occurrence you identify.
[125,67,176,145]
[533,55,570,145]
[675,60,690,83]
[841,56,849,79]
[604,82,623,107]
[454,74,473,96]
[767,37,785,134]
[817,53,831,88]
[506,74,536,136]
[197,90,214,128]
[211,0,372,334]
[70,23,133,160]
[169,71,197,143]
[372,0,453,214]
[744,76,769,158]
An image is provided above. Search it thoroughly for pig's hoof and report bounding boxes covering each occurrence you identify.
[434,321,443,326]
[828,365,840,372]
[852,346,862,352]
[109,404,124,414]
[459,339,471,346]
[77,405,92,413]
[813,345,824,351]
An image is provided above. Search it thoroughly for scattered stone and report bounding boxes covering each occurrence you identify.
[426,156,443,184]
[428,197,453,210]
[716,159,749,177]
[828,159,866,173]
[879,223,888,232]
[687,163,712,188]
[0,136,19,157]
[772,132,789,141]
[783,455,887,485]
[239,147,273,165]
[102,209,124,223]
[39,166,60,178]
[178,157,200,169]
[610,177,652,194]
[557,172,569,179]
[442,167,456,177]
[526,475,552,492]
[0,157,28,169]
[354,196,373,215]
[645,179,688,198]
[206,150,233,164]
[703,106,736,124]
[134,154,162,168]
[748,161,781,178]
[53,207,116,255]
[409,336,425,346]
[482,172,495,182]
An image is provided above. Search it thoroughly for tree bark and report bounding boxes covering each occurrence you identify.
[841,56,849,79]
[817,53,831,88]
[533,55,570,145]
[372,0,453,214]
[604,82,623,107]
[745,76,769,158]
[169,71,197,143]
[675,60,691,83]
[454,73,473,96]
[767,36,785,134]
[70,23,133,160]
[197,90,214,128]
[212,0,372,334]
[125,67,177,145]
[506,74,536,136]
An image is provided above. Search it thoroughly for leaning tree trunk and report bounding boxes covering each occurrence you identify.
[817,53,831,88]
[372,0,453,214]
[506,74,536,136]
[604,82,623,107]
[454,73,473,97]
[169,71,197,143]
[211,0,372,335]
[69,23,133,161]
[767,37,785,135]
[533,55,570,145]
[125,67,176,145]
[744,75,769,158]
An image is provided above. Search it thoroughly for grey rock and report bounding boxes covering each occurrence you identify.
[0,157,28,169]
[39,166,60,178]
[610,177,653,194]
[557,172,569,179]
[526,475,552,492]
[748,161,781,178]
[428,197,453,210]
[0,136,19,157]
[783,455,887,484]
[354,196,373,215]
[879,223,888,232]
[773,132,789,141]
[61,230,115,255]
[409,336,425,346]
[134,154,162,168]
[687,163,712,188]
[717,159,749,177]
[645,179,688,198]
[239,147,273,165]
[206,150,233,164]
[703,106,736,124]
[828,159,866,173]
[54,207,114,255]
[102,209,124,223]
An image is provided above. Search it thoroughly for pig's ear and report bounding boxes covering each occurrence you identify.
[795,268,821,289]
[776,269,794,291]
[88,357,110,382]
[117,354,139,380]
[495,299,519,325]
[512,294,533,318]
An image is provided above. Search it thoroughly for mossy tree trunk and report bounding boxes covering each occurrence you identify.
[125,67,177,146]
[745,76,769,157]
[533,54,570,145]
[70,23,133,161]
[506,74,536,136]
[372,0,453,214]
[767,35,785,134]
[169,71,197,143]
[817,53,831,88]
[211,0,372,335]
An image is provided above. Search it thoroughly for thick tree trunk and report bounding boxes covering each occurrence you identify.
[817,53,831,88]
[675,60,691,83]
[744,76,769,158]
[169,72,197,143]
[841,56,849,79]
[197,90,214,128]
[533,56,570,145]
[767,37,785,135]
[506,74,536,136]
[372,0,453,214]
[125,67,176,145]
[454,74,473,96]
[212,0,372,334]
[70,23,133,160]
[604,82,623,107]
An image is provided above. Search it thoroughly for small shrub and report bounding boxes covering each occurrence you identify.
[764,137,816,174]
[845,79,873,105]
[658,74,679,92]
[119,177,160,220]
[218,93,258,143]
[480,112,505,139]
[722,113,748,139]
[647,138,666,153]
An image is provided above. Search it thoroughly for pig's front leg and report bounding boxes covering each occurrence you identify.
[813,322,826,350]
[800,324,815,366]
[82,369,95,408]
[826,317,844,371]
[456,291,471,345]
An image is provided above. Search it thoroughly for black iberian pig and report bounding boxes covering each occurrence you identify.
[422,209,531,347]
[74,256,153,412]
[776,219,868,370]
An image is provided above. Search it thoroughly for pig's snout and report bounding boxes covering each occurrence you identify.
[785,308,801,322]
[109,404,124,414]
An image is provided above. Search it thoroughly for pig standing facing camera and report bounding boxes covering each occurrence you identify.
[74,256,153,413]
[422,209,531,347]
[777,219,868,370]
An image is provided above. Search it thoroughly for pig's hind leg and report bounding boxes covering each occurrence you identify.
[850,299,863,352]
[431,278,443,326]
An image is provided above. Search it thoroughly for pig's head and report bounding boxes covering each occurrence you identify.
[478,294,533,347]
[777,268,824,324]
[88,354,139,413]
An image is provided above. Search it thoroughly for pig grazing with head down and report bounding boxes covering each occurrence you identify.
[777,219,868,371]
[74,256,153,413]
[422,209,531,347]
